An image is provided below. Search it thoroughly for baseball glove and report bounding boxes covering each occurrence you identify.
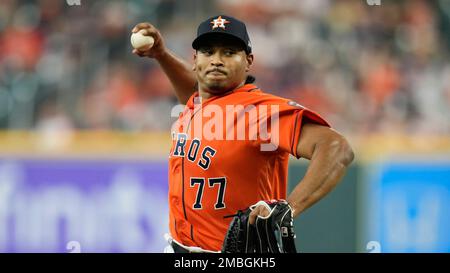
[221,200,297,253]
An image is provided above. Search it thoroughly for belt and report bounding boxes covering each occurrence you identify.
[171,241,193,253]
[171,241,219,253]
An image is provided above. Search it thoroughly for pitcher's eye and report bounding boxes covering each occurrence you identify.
[224,49,236,56]
[199,48,213,55]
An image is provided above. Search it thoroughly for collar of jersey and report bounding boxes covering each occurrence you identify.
[186,84,258,109]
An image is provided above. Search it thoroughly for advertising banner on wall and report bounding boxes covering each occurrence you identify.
[0,158,169,253]
[363,160,450,253]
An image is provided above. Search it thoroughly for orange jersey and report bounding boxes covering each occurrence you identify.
[168,83,330,251]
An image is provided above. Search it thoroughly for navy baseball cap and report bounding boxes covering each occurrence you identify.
[192,15,252,54]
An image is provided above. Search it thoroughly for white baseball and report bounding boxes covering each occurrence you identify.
[131,29,155,51]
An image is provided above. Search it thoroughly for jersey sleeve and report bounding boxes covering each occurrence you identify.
[266,98,331,158]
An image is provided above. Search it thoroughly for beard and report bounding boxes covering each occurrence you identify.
[203,74,243,95]
[205,80,230,94]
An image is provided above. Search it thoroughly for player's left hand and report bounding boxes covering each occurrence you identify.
[248,201,270,225]
[222,200,297,253]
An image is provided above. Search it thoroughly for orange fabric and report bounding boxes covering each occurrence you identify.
[168,84,330,251]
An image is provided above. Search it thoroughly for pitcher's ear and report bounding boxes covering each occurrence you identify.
[245,53,254,72]
[193,53,197,71]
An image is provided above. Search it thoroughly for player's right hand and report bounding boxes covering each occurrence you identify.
[131,22,166,59]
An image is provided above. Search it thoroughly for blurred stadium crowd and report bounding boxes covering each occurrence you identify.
[0,0,449,135]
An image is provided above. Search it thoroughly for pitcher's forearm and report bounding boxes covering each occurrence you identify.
[287,137,354,217]
[156,50,197,104]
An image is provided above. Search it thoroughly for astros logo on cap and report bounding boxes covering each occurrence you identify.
[210,16,230,30]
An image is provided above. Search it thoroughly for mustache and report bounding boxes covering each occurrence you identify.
[206,68,227,75]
